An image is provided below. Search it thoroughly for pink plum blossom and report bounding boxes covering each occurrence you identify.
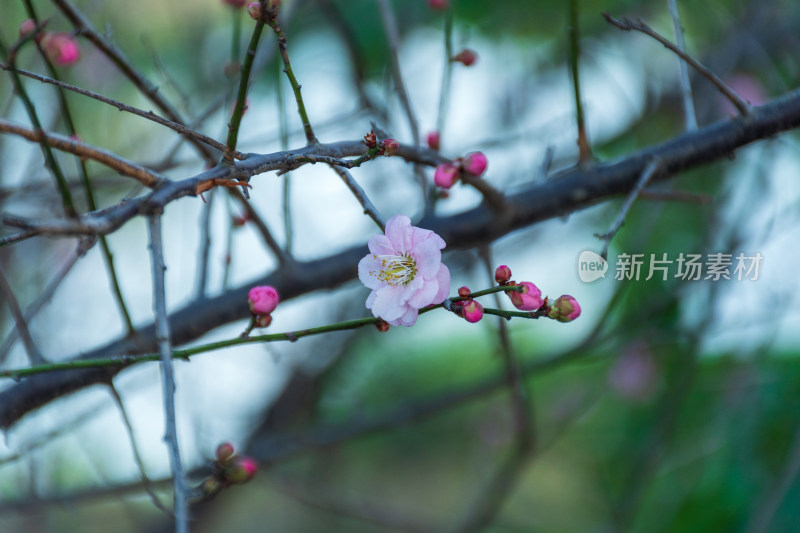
[434,163,459,189]
[462,151,488,176]
[508,281,543,311]
[248,285,279,315]
[549,295,581,322]
[42,33,81,66]
[358,215,450,326]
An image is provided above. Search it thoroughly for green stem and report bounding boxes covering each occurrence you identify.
[0,36,77,217]
[568,0,592,162]
[0,286,537,380]
[225,13,266,160]
[21,0,135,335]
[269,17,317,144]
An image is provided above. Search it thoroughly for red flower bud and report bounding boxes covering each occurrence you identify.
[434,163,459,189]
[381,138,400,156]
[458,286,471,298]
[215,442,235,463]
[548,295,581,322]
[462,300,484,323]
[452,48,477,67]
[426,131,441,151]
[494,265,512,284]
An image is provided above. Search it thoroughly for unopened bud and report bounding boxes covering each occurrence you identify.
[461,151,487,177]
[458,286,471,298]
[255,314,273,328]
[428,0,449,10]
[248,285,279,315]
[452,48,477,67]
[433,163,459,189]
[215,442,235,463]
[381,138,399,156]
[375,319,390,333]
[363,130,377,149]
[508,281,543,311]
[462,300,484,323]
[42,33,81,66]
[548,295,581,322]
[225,456,258,484]
[19,19,38,39]
[426,131,440,151]
[494,265,512,284]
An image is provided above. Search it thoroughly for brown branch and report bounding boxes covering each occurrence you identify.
[0,118,165,187]
[603,12,751,115]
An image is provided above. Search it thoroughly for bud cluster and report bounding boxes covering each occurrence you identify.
[494,265,581,322]
[199,442,259,499]
[433,151,488,190]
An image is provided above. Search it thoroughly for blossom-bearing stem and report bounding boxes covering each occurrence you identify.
[0,288,530,380]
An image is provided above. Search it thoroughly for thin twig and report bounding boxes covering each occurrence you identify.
[435,10,454,142]
[194,189,215,299]
[147,214,189,533]
[107,383,171,516]
[604,12,750,115]
[667,0,697,130]
[268,8,317,145]
[0,64,238,158]
[328,166,386,231]
[225,6,267,160]
[0,36,77,217]
[0,262,47,366]
[0,239,91,365]
[639,188,713,204]
[569,0,592,162]
[0,118,165,187]
[51,0,218,166]
[595,158,661,259]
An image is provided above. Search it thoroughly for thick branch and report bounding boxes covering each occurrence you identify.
[2,88,800,428]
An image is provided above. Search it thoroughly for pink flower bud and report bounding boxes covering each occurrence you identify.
[453,48,477,67]
[457,286,471,298]
[42,33,81,66]
[434,163,459,189]
[248,285,279,315]
[225,456,258,484]
[548,295,581,322]
[428,0,449,10]
[215,442,235,463]
[508,281,543,311]
[247,2,262,19]
[223,0,248,7]
[19,19,37,39]
[494,265,512,284]
[462,300,484,323]
[426,131,440,151]
[461,151,487,176]
[381,138,399,156]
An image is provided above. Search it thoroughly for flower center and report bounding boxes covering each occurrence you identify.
[373,253,417,285]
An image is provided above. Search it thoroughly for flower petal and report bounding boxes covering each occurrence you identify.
[431,264,451,304]
[384,215,412,253]
[358,254,387,290]
[407,278,438,308]
[412,237,442,279]
[365,289,377,309]
[390,306,419,326]
[371,285,407,322]
[368,234,395,255]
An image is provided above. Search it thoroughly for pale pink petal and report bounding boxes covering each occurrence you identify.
[392,307,419,327]
[408,278,438,308]
[358,254,387,290]
[410,227,432,248]
[365,290,377,309]
[412,238,442,279]
[384,215,412,252]
[371,285,407,321]
[431,264,451,304]
[368,234,395,255]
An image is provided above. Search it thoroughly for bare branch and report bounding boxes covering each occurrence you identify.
[0,263,47,366]
[147,214,189,532]
[328,165,386,231]
[667,0,698,130]
[604,12,750,115]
